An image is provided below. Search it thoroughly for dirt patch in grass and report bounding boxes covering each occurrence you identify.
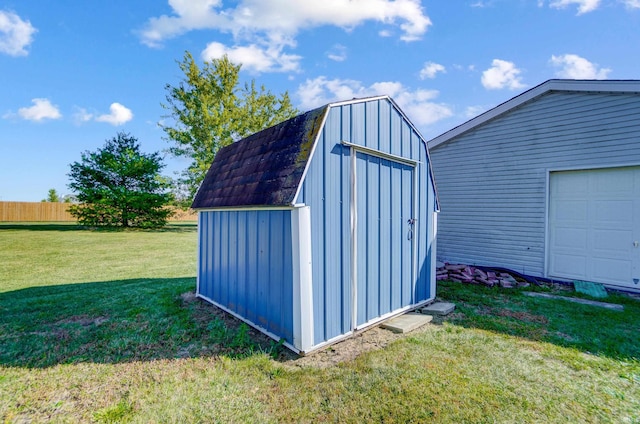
[56,315,109,327]
[495,309,549,324]
[287,326,410,369]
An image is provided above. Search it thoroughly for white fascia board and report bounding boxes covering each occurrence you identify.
[290,106,330,205]
[428,79,640,150]
[192,206,294,212]
[327,95,390,108]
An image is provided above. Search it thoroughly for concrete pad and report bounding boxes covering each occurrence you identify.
[421,302,456,316]
[381,313,433,334]
[523,292,624,311]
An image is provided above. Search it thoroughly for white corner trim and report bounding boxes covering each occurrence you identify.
[543,170,551,279]
[350,147,358,331]
[291,206,314,351]
[431,211,438,299]
[196,213,201,296]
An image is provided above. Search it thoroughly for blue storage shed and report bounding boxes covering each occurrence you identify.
[192,95,439,354]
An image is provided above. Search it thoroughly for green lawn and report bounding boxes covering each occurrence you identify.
[1,223,638,423]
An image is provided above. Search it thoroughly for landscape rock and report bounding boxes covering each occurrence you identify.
[436,263,526,289]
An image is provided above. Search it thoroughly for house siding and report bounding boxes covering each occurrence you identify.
[297,98,437,346]
[197,210,294,343]
[430,90,640,276]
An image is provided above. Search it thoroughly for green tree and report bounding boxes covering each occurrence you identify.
[67,132,173,228]
[41,188,60,202]
[162,51,298,199]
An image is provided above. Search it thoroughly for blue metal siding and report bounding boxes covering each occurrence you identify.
[297,97,437,346]
[197,210,294,344]
[302,122,353,345]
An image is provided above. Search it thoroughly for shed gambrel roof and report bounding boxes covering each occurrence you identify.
[428,79,640,149]
[192,95,439,209]
[191,105,327,209]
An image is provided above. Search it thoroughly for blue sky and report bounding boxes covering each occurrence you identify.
[1,0,638,201]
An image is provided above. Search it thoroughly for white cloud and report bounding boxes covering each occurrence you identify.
[465,105,488,118]
[549,0,601,14]
[72,107,94,125]
[13,98,62,122]
[481,59,525,90]
[140,1,430,73]
[621,0,640,8]
[471,1,494,7]
[296,76,452,126]
[95,103,133,126]
[550,54,611,79]
[201,40,301,73]
[0,10,37,56]
[327,44,347,62]
[141,0,431,47]
[419,62,446,79]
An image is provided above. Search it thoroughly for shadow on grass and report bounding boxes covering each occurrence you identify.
[0,222,197,233]
[435,281,640,362]
[0,277,289,369]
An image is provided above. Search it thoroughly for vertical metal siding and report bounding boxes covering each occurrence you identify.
[298,97,436,346]
[430,91,640,276]
[197,209,294,343]
[304,121,353,345]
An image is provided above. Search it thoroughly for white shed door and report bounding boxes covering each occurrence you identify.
[548,166,640,290]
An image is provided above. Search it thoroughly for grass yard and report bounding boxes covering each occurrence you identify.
[1,223,639,423]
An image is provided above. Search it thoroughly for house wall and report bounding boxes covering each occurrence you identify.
[197,209,294,344]
[296,98,437,346]
[429,90,640,276]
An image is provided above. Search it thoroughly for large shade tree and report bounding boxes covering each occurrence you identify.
[162,51,298,201]
[68,132,172,228]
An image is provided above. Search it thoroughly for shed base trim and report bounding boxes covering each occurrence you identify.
[196,293,436,356]
[196,293,301,355]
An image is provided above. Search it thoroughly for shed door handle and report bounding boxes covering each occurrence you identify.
[407,218,416,240]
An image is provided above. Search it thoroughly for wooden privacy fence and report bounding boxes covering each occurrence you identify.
[0,202,197,222]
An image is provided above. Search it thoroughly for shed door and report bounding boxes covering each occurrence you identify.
[548,166,640,290]
[355,152,415,327]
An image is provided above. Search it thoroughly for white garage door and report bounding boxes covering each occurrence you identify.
[548,166,640,291]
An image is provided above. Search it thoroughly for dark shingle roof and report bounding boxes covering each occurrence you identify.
[191,105,327,209]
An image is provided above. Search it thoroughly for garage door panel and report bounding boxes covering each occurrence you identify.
[593,168,634,193]
[550,254,587,278]
[553,227,587,249]
[554,200,588,221]
[594,200,633,223]
[593,229,632,253]
[591,258,632,284]
[554,172,589,195]
[549,166,640,291]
